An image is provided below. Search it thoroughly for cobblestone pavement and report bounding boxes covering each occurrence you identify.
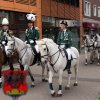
[0,53,100,100]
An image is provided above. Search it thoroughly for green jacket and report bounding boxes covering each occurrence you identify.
[0,29,13,43]
[25,28,39,42]
[57,30,72,48]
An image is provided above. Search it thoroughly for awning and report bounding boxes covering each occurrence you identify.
[83,22,100,28]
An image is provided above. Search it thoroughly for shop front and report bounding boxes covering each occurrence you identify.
[83,22,100,35]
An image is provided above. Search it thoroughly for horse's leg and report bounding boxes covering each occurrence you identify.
[65,70,72,90]
[97,49,100,66]
[27,67,35,87]
[57,70,63,97]
[19,63,24,71]
[49,70,55,97]
[41,62,48,82]
[73,64,78,86]
[85,47,88,65]
[0,65,2,88]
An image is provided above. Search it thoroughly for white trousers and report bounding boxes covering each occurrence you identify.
[66,48,71,60]
[35,44,40,53]
[60,45,71,60]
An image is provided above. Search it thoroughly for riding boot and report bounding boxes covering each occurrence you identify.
[64,60,71,74]
[37,52,41,66]
[67,60,72,74]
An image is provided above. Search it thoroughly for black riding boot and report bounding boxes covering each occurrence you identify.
[37,52,41,65]
[64,60,71,73]
[67,60,72,74]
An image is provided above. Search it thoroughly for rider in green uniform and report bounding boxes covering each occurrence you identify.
[0,18,14,71]
[57,20,72,72]
[25,13,41,65]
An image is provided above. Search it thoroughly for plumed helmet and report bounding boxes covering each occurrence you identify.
[26,13,36,23]
[2,18,9,25]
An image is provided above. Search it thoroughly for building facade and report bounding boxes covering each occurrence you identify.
[1,0,99,50]
[0,0,42,40]
[42,0,80,50]
[82,0,100,43]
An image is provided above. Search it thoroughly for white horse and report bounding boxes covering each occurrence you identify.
[94,34,100,65]
[38,38,79,97]
[4,35,47,87]
[82,35,95,65]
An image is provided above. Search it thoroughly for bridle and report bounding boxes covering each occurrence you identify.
[5,37,28,61]
[41,43,63,73]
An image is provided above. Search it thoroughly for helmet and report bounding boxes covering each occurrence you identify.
[60,20,68,26]
[26,13,36,22]
[2,18,9,25]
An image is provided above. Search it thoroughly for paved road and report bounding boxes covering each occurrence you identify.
[0,53,100,100]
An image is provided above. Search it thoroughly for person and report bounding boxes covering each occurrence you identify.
[57,20,72,72]
[25,13,41,65]
[0,18,14,71]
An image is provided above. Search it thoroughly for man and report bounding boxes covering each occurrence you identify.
[57,20,72,72]
[25,13,41,65]
[0,18,14,71]
[0,18,13,43]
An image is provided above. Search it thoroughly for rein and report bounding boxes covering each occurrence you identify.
[41,44,63,73]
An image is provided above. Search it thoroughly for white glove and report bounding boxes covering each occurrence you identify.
[25,41,27,44]
[30,40,34,43]
[2,41,6,45]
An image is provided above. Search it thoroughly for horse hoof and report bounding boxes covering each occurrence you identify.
[0,84,2,88]
[97,63,100,66]
[31,82,35,88]
[56,93,62,97]
[42,79,48,82]
[31,84,35,88]
[51,92,56,97]
[90,61,93,64]
[85,63,87,65]
[65,86,70,90]
[74,83,78,86]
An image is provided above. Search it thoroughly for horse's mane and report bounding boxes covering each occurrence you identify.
[13,36,25,44]
[42,38,58,47]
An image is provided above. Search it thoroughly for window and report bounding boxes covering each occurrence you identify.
[84,1,91,17]
[93,5,97,16]
[98,7,100,17]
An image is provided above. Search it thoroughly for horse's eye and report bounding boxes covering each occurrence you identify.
[44,48,46,51]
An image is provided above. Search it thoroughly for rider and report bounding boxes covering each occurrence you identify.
[25,13,41,65]
[0,18,14,71]
[57,20,72,72]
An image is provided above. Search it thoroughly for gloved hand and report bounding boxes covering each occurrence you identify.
[2,41,6,45]
[30,40,34,44]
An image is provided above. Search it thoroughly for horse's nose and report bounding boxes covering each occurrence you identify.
[44,60,47,64]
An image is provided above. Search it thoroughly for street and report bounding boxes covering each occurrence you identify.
[0,52,100,100]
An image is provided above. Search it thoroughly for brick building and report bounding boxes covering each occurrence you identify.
[0,0,81,49]
[0,0,42,39]
[1,0,99,50]
[81,0,100,44]
[42,0,80,49]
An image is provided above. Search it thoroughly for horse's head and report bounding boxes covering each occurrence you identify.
[94,34,100,41]
[38,39,49,63]
[5,35,15,56]
[82,35,86,41]
[83,35,94,46]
